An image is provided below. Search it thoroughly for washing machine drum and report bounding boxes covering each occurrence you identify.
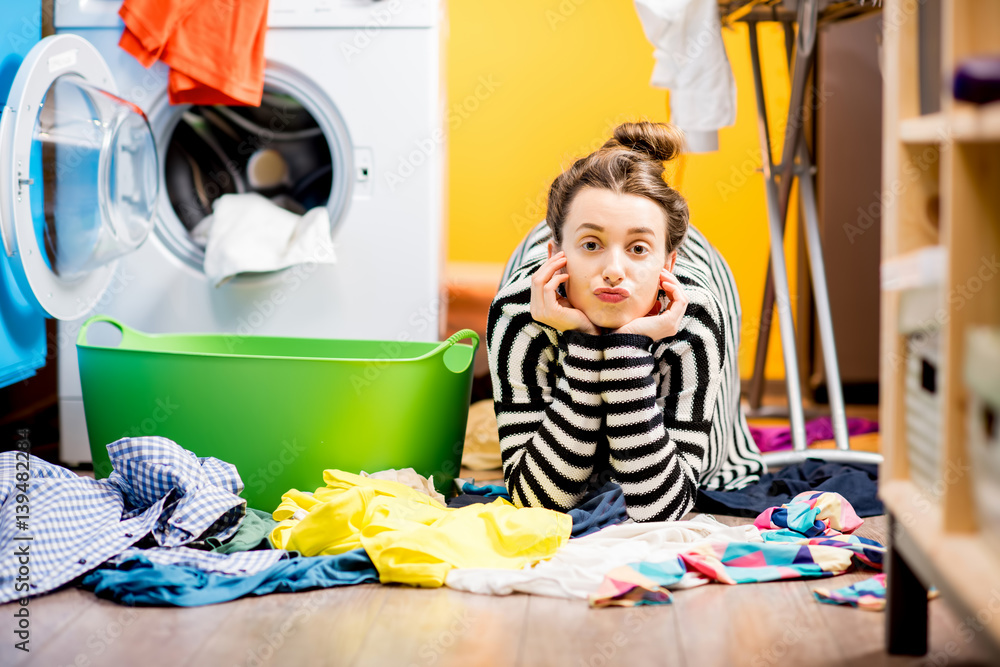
[163,93,334,235]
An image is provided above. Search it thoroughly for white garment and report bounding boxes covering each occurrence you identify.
[444,514,761,599]
[633,0,737,152]
[197,193,336,287]
[361,468,446,505]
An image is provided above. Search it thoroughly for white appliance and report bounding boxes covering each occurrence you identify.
[49,0,447,464]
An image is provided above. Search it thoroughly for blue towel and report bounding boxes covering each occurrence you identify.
[81,549,379,606]
[459,481,511,499]
[694,458,883,518]
[446,480,513,508]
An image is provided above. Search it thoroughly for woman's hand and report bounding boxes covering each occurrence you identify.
[612,268,688,340]
[530,251,600,335]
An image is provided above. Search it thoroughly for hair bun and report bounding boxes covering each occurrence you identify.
[607,121,685,162]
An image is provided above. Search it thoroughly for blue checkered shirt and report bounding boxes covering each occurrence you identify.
[1,436,287,603]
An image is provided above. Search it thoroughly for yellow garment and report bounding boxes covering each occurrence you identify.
[271,469,572,587]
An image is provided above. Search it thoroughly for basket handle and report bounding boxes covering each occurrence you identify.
[76,315,141,348]
[417,328,480,373]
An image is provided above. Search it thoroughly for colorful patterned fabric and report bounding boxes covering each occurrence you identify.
[812,573,939,611]
[588,540,856,607]
[677,541,853,585]
[588,562,678,607]
[813,574,888,610]
[589,493,883,607]
[754,491,864,537]
[760,530,884,570]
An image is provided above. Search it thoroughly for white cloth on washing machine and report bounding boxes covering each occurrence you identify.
[196,193,337,287]
[633,0,737,152]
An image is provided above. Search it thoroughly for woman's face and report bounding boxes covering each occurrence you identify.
[549,187,676,331]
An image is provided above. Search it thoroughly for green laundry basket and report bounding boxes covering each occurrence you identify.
[76,315,480,511]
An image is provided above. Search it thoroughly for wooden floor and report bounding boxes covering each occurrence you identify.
[3,512,996,667]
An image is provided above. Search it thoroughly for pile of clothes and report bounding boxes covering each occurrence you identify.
[0,436,907,610]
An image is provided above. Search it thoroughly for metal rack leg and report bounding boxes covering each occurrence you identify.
[796,142,851,451]
[746,24,808,454]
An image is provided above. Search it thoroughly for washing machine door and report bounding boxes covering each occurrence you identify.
[0,34,157,320]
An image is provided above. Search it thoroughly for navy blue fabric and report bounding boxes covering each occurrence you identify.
[568,481,628,537]
[446,494,497,508]
[694,458,883,518]
[81,549,379,607]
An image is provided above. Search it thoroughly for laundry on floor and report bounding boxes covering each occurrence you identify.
[0,436,283,604]
[82,548,379,607]
[194,193,337,286]
[117,0,269,105]
[1,436,888,609]
[695,458,884,518]
[444,516,761,600]
[754,490,865,537]
[812,573,939,612]
[268,469,572,587]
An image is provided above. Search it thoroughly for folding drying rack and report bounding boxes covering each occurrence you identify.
[718,0,883,466]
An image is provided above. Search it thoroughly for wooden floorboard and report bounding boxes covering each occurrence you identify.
[2,512,997,666]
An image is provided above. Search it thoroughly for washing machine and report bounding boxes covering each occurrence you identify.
[39,0,448,464]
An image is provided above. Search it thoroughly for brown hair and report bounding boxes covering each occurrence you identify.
[545,121,689,255]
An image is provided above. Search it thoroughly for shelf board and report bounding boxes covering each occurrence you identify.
[899,104,1000,144]
[881,479,1000,652]
[899,113,949,144]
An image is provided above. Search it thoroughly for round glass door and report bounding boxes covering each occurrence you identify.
[35,75,158,277]
[0,34,157,320]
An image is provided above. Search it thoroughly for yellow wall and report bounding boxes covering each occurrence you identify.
[445,0,799,380]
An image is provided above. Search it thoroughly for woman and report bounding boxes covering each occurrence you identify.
[486,120,766,523]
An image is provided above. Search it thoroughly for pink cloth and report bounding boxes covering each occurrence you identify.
[749,417,879,453]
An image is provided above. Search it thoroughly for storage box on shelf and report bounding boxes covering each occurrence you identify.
[965,327,1000,558]
[883,246,947,500]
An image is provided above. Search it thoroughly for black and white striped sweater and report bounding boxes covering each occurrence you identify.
[487,220,766,522]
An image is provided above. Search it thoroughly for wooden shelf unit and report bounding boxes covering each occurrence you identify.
[880,0,1000,657]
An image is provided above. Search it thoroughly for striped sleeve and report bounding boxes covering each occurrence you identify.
[486,278,607,512]
[601,286,726,522]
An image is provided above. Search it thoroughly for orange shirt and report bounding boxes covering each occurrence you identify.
[118,0,268,106]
